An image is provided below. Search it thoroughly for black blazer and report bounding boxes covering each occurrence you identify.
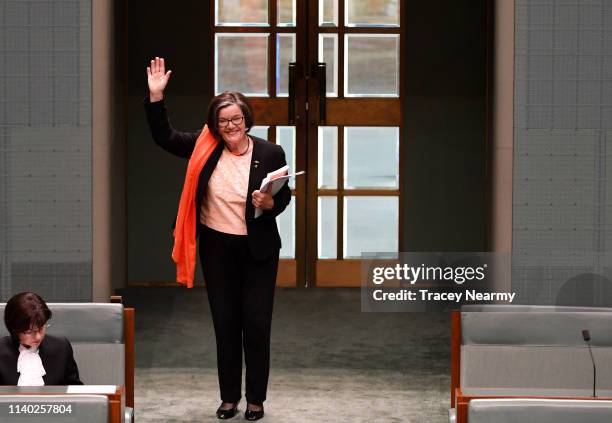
[0,335,83,385]
[145,98,291,261]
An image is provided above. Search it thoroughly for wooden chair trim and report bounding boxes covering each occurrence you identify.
[450,310,461,407]
[124,307,135,408]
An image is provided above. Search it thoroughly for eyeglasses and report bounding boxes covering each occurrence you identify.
[218,116,245,128]
[22,323,51,336]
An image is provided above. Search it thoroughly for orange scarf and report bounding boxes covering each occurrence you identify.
[172,124,218,288]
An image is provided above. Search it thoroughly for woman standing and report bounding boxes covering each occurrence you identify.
[145,57,291,420]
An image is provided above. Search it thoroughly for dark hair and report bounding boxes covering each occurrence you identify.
[206,91,254,141]
[4,292,52,337]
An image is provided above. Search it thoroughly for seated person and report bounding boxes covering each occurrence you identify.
[0,291,83,385]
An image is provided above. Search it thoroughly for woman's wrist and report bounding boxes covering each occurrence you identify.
[263,197,274,210]
[149,92,164,102]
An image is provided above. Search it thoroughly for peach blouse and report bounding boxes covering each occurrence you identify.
[199,139,253,235]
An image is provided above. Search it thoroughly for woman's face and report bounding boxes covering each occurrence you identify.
[217,104,247,147]
[18,323,47,349]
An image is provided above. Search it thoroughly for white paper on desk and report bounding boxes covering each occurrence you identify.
[255,166,305,218]
[66,385,117,394]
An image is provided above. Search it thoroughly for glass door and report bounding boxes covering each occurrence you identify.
[306,0,403,286]
[212,0,403,287]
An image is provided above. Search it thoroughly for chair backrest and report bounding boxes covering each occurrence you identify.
[468,399,612,423]
[0,302,134,408]
[0,394,108,423]
[458,305,612,391]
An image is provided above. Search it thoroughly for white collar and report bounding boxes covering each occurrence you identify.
[17,344,46,386]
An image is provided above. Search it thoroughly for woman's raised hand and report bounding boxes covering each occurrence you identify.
[147,57,172,102]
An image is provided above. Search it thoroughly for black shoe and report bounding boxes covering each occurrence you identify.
[216,403,238,419]
[244,406,264,421]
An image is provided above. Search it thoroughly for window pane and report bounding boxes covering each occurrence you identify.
[216,34,269,96]
[345,34,399,97]
[344,197,398,258]
[216,0,268,26]
[344,127,399,189]
[346,0,399,27]
[249,126,269,139]
[276,126,296,188]
[318,197,337,259]
[318,126,338,188]
[277,195,296,258]
[318,34,338,97]
[276,34,296,96]
[319,0,338,26]
[278,0,296,26]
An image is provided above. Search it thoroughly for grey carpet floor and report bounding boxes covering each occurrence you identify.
[120,287,451,422]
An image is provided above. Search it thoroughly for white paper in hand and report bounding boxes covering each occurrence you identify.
[255,165,305,218]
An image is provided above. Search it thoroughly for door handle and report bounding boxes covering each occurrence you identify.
[312,62,326,124]
[288,62,303,124]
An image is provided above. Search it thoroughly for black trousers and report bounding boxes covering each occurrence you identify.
[199,224,278,404]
